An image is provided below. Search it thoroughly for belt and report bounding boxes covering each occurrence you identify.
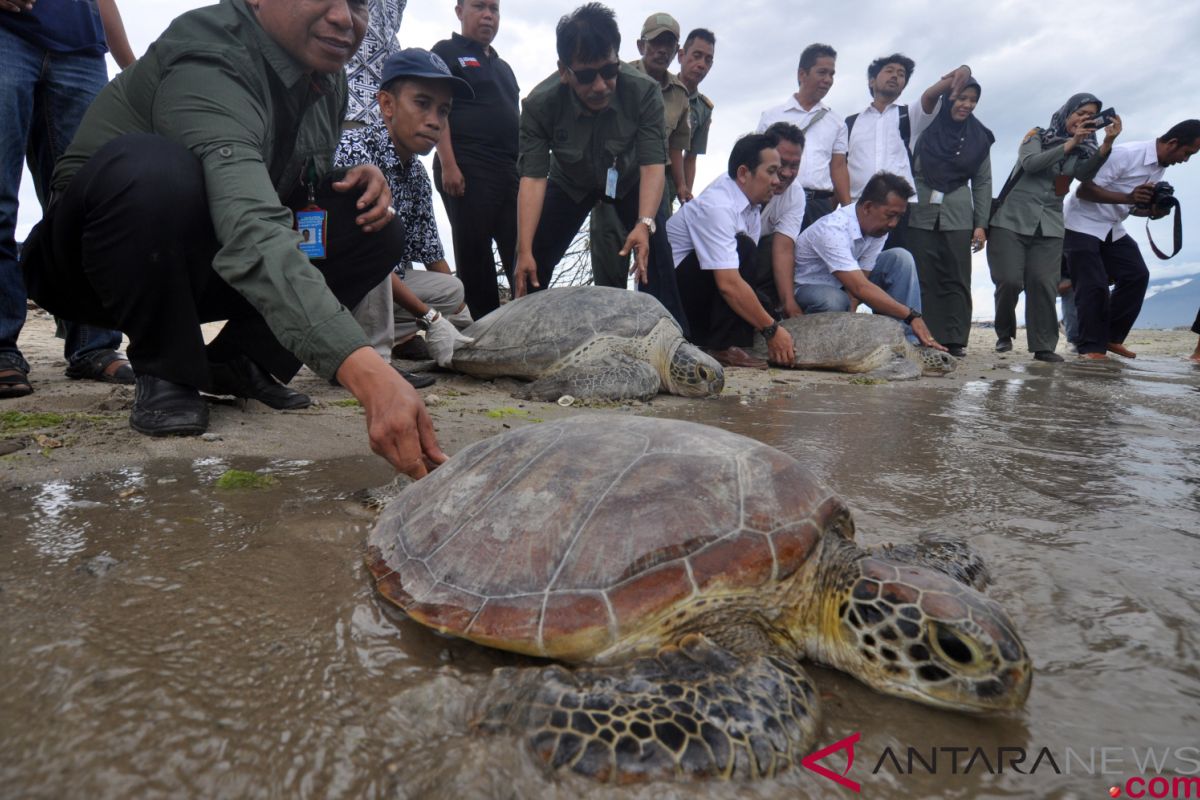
[804,189,834,199]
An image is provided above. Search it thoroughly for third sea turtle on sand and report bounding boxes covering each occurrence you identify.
[449,287,724,401]
[366,415,1030,783]
[751,312,957,380]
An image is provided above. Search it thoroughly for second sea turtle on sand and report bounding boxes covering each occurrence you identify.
[365,415,1030,783]
[449,287,724,401]
[750,312,957,380]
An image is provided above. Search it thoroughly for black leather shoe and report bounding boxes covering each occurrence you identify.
[1034,350,1065,363]
[394,365,436,388]
[947,345,967,358]
[995,338,1013,353]
[209,355,311,410]
[130,375,208,436]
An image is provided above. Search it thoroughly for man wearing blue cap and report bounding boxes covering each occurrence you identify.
[335,48,476,372]
[19,0,446,479]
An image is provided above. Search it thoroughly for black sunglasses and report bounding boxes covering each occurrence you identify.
[567,62,620,85]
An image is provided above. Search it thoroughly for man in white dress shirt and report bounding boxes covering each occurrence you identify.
[791,172,944,350]
[756,43,848,229]
[668,133,796,369]
[1063,119,1200,360]
[755,122,806,315]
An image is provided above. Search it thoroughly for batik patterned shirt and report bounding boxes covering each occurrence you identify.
[334,121,444,278]
[344,0,406,124]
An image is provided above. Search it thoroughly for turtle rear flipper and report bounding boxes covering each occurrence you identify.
[515,356,661,402]
[475,634,820,783]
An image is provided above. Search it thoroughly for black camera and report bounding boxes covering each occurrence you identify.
[1135,181,1177,212]
[1088,107,1117,128]
[1137,182,1182,260]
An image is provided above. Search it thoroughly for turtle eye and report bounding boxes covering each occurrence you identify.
[929,622,982,668]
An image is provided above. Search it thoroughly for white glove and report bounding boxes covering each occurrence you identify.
[423,310,474,367]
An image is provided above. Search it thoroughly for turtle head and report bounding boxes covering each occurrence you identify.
[817,553,1031,712]
[664,341,724,397]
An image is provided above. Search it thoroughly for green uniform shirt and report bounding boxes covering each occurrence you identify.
[909,153,994,232]
[989,131,1110,238]
[686,89,714,156]
[518,63,667,204]
[629,58,690,153]
[51,0,367,381]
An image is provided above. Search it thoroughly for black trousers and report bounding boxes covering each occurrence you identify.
[1063,229,1149,355]
[1193,307,1200,336]
[530,178,688,337]
[801,191,836,231]
[433,159,517,320]
[21,133,403,389]
[676,233,760,350]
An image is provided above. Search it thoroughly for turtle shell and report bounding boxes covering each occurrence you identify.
[450,286,682,379]
[365,416,851,662]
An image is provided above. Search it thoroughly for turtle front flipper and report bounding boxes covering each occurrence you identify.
[871,533,992,590]
[515,355,661,402]
[475,634,819,783]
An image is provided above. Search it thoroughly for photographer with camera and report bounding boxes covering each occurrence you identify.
[988,94,1118,363]
[1063,119,1200,360]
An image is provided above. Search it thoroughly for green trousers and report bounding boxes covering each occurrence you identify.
[589,177,675,288]
[986,225,1062,353]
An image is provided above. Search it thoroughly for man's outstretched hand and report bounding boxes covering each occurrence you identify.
[335,347,447,478]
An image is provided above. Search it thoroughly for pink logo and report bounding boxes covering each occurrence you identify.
[801,732,862,792]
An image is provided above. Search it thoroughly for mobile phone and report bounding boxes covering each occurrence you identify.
[1089,107,1117,128]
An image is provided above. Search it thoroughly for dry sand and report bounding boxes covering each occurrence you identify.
[2,307,1195,488]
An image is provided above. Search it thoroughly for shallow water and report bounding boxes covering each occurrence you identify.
[2,356,1199,799]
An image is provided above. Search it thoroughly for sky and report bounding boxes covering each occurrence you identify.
[15,0,1200,321]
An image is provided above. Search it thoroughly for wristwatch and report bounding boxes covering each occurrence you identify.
[638,216,657,235]
[758,322,780,341]
[416,308,441,331]
[902,308,922,325]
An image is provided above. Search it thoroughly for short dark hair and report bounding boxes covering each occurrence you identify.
[764,121,805,150]
[867,53,915,97]
[728,133,778,179]
[1161,119,1200,145]
[858,171,914,206]
[682,28,715,51]
[798,43,836,72]
[556,3,620,65]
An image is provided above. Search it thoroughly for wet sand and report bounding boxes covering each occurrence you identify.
[3,309,1194,487]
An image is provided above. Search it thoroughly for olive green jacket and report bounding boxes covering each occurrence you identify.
[52,0,365,380]
[518,63,667,204]
[909,152,993,233]
[989,131,1110,238]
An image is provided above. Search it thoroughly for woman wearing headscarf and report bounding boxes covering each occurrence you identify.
[988,95,1120,361]
[907,78,994,357]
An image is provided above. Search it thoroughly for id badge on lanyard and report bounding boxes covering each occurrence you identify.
[604,156,618,199]
[295,159,327,259]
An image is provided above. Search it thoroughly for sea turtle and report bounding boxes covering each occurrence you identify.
[750,312,957,380]
[449,286,724,401]
[365,415,1031,783]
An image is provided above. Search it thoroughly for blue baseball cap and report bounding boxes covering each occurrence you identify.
[379,48,474,99]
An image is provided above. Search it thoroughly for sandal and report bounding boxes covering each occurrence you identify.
[65,349,136,385]
[0,366,33,399]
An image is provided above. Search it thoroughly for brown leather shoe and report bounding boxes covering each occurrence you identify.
[706,346,767,370]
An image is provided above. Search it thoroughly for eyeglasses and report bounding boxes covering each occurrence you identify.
[567,62,620,85]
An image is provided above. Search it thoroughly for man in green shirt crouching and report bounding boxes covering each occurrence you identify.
[20,0,446,479]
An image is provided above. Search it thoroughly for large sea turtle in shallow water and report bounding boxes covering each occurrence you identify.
[450,287,723,401]
[750,312,957,380]
[365,415,1030,783]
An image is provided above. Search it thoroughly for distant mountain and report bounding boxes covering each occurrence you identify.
[1136,277,1199,329]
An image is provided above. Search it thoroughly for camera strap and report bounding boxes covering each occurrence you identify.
[1145,204,1182,260]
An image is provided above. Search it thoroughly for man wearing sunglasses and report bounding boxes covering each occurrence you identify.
[513,2,688,335]
[588,12,691,290]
